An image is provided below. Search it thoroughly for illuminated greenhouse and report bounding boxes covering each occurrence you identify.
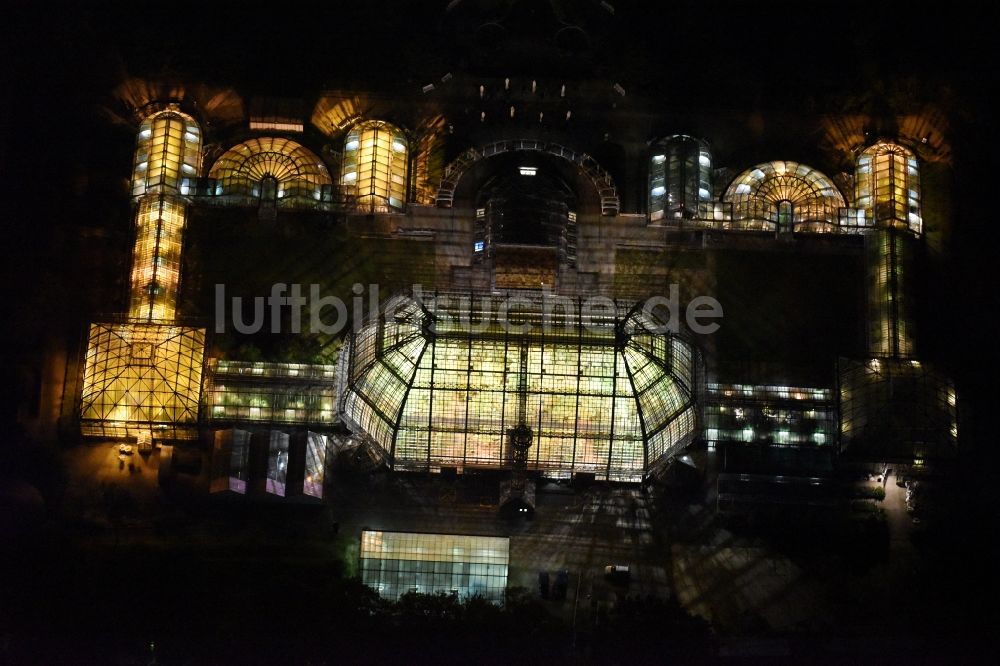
[79,322,206,439]
[208,137,332,205]
[339,294,699,481]
[723,160,846,232]
[339,119,408,212]
[130,108,202,197]
[855,141,922,235]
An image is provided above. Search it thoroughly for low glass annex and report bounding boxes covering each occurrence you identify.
[80,322,206,439]
[360,530,510,603]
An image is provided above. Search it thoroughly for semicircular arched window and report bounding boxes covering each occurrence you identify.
[340,120,408,213]
[723,161,845,232]
[208,137,332,206]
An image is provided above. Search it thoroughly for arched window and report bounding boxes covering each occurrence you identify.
[855,142,921,235]
[340,120,408,212]
[131,110,202,196]
[209,137,331,205]
[723,161,845,232]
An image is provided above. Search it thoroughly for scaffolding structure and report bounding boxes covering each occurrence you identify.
[339,293,700,481]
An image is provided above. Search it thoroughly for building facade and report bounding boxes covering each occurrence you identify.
[64,5,958,488]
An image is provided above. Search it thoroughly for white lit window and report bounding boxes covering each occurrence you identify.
[474,241,484,252]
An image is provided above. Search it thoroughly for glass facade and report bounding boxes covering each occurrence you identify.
[360,531,510,604]
[723,161,845,232]
[648,135,713,223]
[210,428,251,494]
[265,430,290,497]
[340,120,408,212]
[80,323,206,439]
[703,383,836,447]
[128,194,187,321]
[340,295,698,481]
[868,231,915,357]
[208,137,332,205]
[207,361,337,426]
[131,109,202,197]
[855,142,921,235]
[839,358,957,462]
[302,431,327,499]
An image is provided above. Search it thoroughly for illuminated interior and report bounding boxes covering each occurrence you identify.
[128,194,187,321]
[80,323,206,439]
[703,383,836,447]
[209,137,332,204]
[303,432,327,498]
[340,120,408,212]
[340,295,698,481]
[360,530,509,603]
[855,142,921,235]
[265,431,290,496]
[648,135,713,223]
[206,360,337,425]
[131,109,202,196]
[723,161,845,232]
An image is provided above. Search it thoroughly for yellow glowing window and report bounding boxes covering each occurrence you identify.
[360,531,509,603]
[131,110,201,196]
[340,120,408,212]
[128,194,187,322]
[855,142,921,235]
[722,161,844,232]
[209,137,331,205]
[80,323,206,437]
